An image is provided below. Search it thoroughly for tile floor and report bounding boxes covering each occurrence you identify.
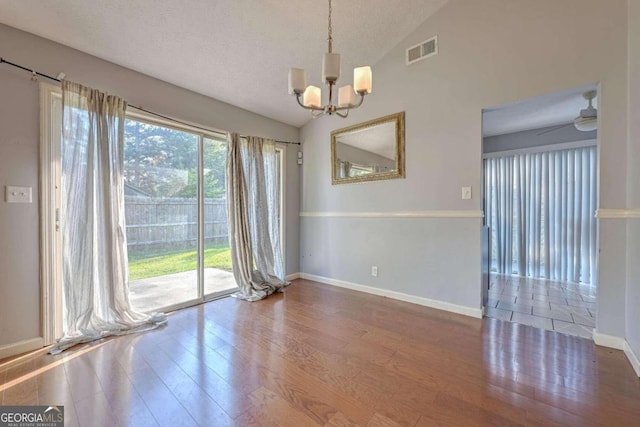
[485,274,596,339]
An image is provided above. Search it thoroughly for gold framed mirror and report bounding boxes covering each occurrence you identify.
[331,111,405,185]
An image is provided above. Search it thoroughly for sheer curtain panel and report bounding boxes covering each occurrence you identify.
[52,81,166,354]
[484,145,597,284]
[226,133,288,301]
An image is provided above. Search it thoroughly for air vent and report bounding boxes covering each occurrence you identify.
[406,36,438,65]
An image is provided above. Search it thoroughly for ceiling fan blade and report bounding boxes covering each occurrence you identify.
[536,123,573,136]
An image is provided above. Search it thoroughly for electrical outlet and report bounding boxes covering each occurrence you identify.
[371,266,378,277]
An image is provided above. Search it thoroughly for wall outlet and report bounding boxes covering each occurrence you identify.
[461,186,472,200]
[5,186,32,203]
[371,266,378,277]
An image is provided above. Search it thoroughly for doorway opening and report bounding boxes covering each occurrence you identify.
[480,84,599,339]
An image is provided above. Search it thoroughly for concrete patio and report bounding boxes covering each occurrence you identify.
[129,267,237,312]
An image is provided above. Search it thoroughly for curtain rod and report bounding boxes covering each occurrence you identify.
[0,56,301,146]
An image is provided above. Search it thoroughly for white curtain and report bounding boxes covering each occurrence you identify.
[226,133,288,301]
[484,145,597,284]
[52,81,166,354]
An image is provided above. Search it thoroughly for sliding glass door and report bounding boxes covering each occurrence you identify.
[123,119,202,312]
[202,138,237,298]
[122,115,248,312]
[42,84,284,337]
[122,116,284,312]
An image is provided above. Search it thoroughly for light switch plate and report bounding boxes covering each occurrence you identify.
[462,186,472,200]
[5,186,32,203]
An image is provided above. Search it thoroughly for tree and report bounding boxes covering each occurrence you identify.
[123,120,227,198]
[174,168,225,199]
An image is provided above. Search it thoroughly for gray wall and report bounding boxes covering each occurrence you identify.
[0,23,300,348]
[626,0,640,363]
[483,125,597,154]
[301,217,481,308]
[0,65,40,346]
[299,0,629,334]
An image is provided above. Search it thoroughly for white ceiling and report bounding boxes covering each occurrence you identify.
[0,0,448,128]
[482,84,598,137]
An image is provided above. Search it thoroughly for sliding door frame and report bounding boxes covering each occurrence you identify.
[40,83,63,345]
[123,110,233,308]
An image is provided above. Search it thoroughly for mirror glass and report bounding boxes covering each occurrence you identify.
[331,112,405,184]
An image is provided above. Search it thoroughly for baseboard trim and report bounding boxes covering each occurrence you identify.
[300,273,482,319]
[0,337,45,361]
[623,342,640,377]
[286,272,301,281]
[592,331,625,349]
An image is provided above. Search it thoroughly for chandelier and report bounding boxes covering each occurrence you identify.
[288,0,372,118]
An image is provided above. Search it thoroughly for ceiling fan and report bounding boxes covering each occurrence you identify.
[537,90,598,136]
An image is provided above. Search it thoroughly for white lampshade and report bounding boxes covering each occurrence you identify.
[288,68,307,95]
[322,53,341,82]
[574,116,597,132]
[338,85,356,107]
[303,85,322,108]
[354,66,372,94]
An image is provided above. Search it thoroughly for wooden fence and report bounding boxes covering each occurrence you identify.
[125,196,229,257]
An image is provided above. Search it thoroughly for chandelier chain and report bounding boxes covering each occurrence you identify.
[327,0,333,53]
[288,0,370,117]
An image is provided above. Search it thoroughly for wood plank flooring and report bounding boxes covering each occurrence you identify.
[1,279,639,426]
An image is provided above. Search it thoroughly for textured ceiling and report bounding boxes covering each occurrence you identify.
[0,0,449,127]
[483,84,598,137]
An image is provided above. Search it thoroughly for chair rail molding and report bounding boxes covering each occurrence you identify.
[300,210,484,218]
[595,208,640,219]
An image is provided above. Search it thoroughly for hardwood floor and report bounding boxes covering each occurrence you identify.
[1,279,639,426]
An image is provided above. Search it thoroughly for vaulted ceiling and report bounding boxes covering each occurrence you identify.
[0,0,449,127]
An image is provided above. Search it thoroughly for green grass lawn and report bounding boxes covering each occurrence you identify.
[128,247,232,281]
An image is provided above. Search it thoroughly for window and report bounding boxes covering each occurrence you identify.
[40,84,284,342]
